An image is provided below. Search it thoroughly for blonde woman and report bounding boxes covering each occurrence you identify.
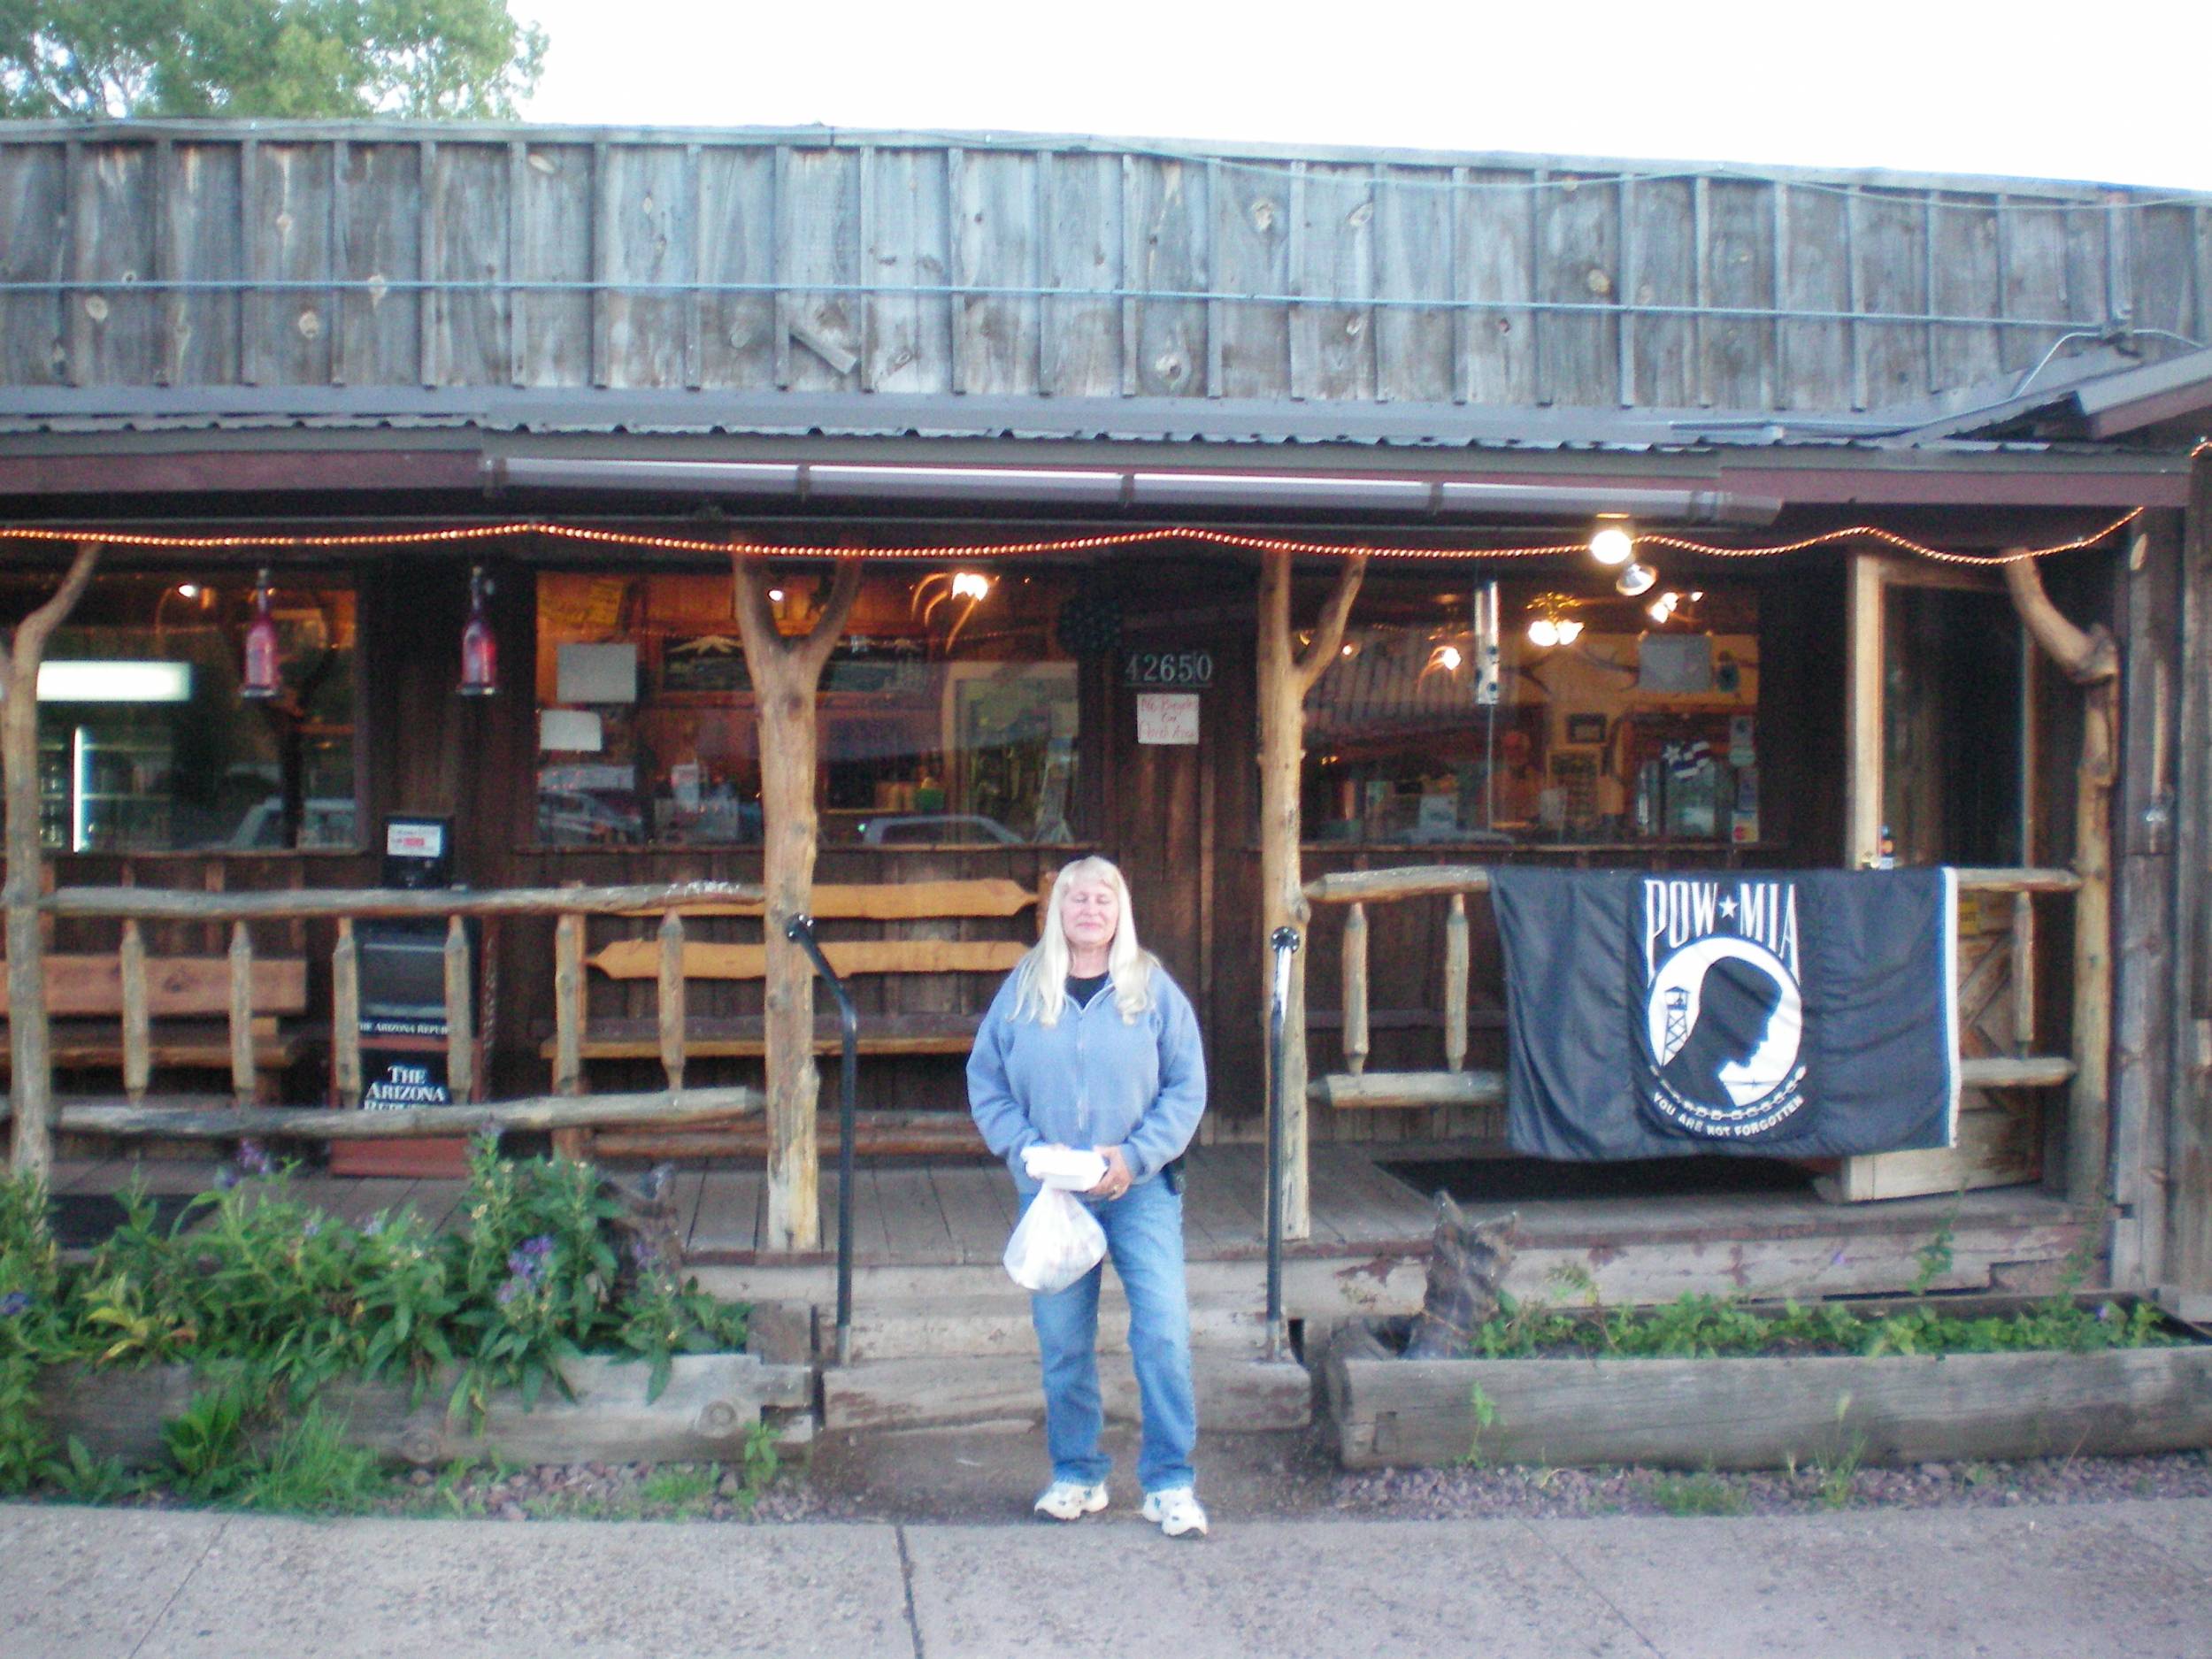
[967,856,1210,1539]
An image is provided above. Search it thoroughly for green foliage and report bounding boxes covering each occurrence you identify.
[733,1420,779,1514]
[1460,1380,1499,1466]
[1468,1283,2179,1363]
[46,1435,141,1503]
[0,1150,753,1505]
[1648,1471,1746,1517]
[0,0,548,119]
[640,1461,718,1515]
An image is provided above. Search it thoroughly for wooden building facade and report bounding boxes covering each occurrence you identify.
[2,122,2209,1309]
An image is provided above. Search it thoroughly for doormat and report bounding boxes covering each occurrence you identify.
[1376,1155,1815,1205]
[46,1191,205,1250]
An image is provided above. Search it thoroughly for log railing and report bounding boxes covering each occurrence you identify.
[1299,865,2083,1115]
[25,880,764,1137]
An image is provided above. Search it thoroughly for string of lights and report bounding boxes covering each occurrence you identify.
[0,510,2147,566]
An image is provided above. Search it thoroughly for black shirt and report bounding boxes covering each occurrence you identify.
[1066,972,1110,1009]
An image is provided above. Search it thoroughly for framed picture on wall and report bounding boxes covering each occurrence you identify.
[1565,713,1608,746]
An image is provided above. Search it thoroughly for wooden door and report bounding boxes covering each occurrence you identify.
[1834,552,2039,1200]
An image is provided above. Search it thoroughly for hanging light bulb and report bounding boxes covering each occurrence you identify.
[1436,644,1463,672]
[240,568,280,700]
[1648,591,1680,625]
[1525,592,1581,650]
[459,565,497,696]
[949,571,992,602]
[1588,517,1635,567]
[1615,561,1657,597]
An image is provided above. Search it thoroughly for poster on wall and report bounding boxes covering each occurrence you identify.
[1136,692,1200,745]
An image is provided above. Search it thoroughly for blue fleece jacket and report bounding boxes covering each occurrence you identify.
[965,961,1207,1193]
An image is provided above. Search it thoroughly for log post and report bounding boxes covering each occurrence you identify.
[657,909,687,1093]
[1257,549,1364,1240]
[332,916,361,1109]
[4,541,98,1172]
[119,918,150,1106]
[732,556,862,1253]
[1443,892,1470,1075]
[2003,550,2119,1212]
[227,921,257,1105]
[550,909,587,1161]
[443,915,474,1105]
[1340,901,1368,1077]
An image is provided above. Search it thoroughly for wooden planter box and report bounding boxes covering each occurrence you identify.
[1325,1333,2212,1471]
[37,1351,813,1470]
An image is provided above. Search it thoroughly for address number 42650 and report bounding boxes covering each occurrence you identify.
[1123,649,1215,688]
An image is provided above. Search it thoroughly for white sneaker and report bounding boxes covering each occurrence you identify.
[1141,1486,1209,1539]
[1033,1479,1109,1521]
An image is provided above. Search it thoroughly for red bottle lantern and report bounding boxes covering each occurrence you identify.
[459,565,497,696]
[241,569,280,700]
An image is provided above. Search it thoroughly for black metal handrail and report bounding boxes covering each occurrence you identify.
[784,915,859,1367]
[1265,925,1300,1362]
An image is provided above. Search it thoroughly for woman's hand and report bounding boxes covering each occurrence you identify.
[1087,1145,1132,1200]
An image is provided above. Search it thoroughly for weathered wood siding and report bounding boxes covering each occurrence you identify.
[4,125,2204,411]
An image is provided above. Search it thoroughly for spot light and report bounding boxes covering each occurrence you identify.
[1615,562,1657,597]
[1589,517,1635,566]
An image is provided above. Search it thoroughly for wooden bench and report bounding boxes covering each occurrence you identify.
[544,877,1046,1156]
[0,950,309,1103]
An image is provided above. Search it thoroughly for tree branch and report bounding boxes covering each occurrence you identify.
[1292,555,1367,696]
[2003,550,2118,686]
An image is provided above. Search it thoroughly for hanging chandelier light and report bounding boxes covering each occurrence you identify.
[1525,592,1584,649]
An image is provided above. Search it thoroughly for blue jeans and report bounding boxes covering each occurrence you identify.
[1025,1175,1197,1494]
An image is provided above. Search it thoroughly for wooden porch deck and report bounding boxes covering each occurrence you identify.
[51,1143,2087,1304]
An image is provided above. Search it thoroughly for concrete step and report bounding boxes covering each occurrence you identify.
[841,1294,1269,1362]
[821,1351,1311,1433]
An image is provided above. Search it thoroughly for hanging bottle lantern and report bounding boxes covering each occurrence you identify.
[459,565,497,696]
[241,568,280,700]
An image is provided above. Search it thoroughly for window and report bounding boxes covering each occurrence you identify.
[2,572,357,853]
[534,568,1080,847]
[1302,579,1758,847]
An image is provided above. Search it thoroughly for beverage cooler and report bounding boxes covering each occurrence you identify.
[331,816,489,1178]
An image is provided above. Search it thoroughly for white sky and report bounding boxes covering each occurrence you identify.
[512,0,2212,193]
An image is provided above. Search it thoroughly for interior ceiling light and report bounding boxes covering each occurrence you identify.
[1525,592,1584,649]
[1588,518,1636,567]
[1615,562,1657,597]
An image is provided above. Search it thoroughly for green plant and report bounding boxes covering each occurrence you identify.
[1809,1394,1865,1509]
[1909,1207,1958,1296]
[226,1406,386,1514]
[733,1421,780,1513]
[1648,1471,1746,1517]
[641,1462,719,1513]
[158,1378,259,1499]
[46,1435,140,1504]
[1461,1381,1500,1466]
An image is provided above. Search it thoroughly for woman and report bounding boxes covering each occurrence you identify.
[966,856,1209,1539]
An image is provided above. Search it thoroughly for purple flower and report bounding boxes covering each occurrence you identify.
[236,1140,272,1177]
[2098,1302,2114,1322]
[629,1238,660,1270]
[215,1166,242,1192]
[496,1278,522,1306]
[0,1290,31,1318]
[521,1235,554,1259]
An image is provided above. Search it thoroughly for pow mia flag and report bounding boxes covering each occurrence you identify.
[1493,867,1959,1161]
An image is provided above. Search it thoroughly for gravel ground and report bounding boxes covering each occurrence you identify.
[339,1427,2212,1526]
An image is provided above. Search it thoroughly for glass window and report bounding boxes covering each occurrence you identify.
[534,568,1080,847]
[1302,578,1758,848]
[1,572,358,853]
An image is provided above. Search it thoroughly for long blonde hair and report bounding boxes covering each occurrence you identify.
[1007,856,1157,1026]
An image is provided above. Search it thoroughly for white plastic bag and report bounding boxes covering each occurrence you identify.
[1003,1185,1108,1294]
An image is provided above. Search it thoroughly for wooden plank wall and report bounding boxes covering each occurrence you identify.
[4,129,2202,409]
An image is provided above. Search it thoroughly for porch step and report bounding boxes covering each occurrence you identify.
[841,1292,1267,1362]
[821,1351,1312,1433]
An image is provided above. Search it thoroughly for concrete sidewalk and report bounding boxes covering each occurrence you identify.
[5,1498,2210,1659]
